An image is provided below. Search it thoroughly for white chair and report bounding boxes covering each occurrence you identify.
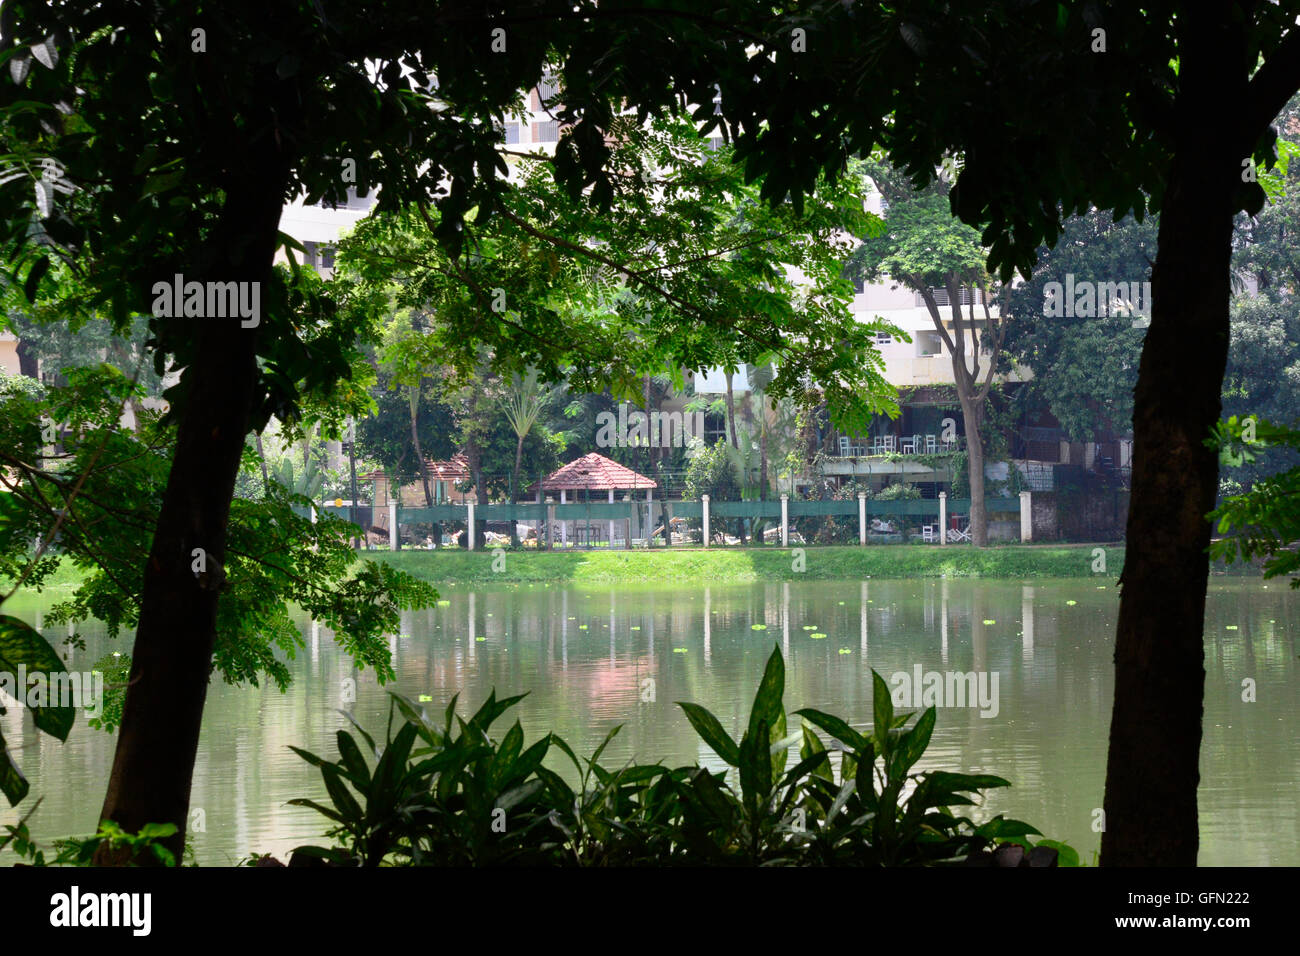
[838,436,852,457]
[921,524,936,543]
[901,436,917,454]
[925,434,937,453]
[881,434,896,453]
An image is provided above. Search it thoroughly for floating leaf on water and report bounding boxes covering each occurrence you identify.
[1065,600,1077,606]
[838,648,851,655]
[578,625,588,630]
[437,600,451,607]
[475,637,486,642]
[630,626,641,631]
[751,624,767,630]
[838,601,846,605]
[673,647,688,654]
[810,632,827,639]
[418,694,433,702]
[982,619,996,625]
[802,625,817,631]
[1226,625,1238,630]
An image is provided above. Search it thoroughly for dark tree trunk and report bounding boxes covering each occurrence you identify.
[1101,11,1240,866]
[464,437,486,549]
[410,387,434,508]
[959,394,987,547]
[94,155,289,865]
[16,336,38,379]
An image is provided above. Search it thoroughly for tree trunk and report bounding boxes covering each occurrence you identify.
[94,158,288,864]
[464,437,486,550]
[255,433,270,496]
[16,335,38,379]
[724,370,738,449]
[410,386,434,508]
[510,434,524,547]
[959,394,987,547]
[1100,14,1239,866]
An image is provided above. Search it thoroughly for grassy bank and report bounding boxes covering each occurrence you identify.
[370,543,1130,586]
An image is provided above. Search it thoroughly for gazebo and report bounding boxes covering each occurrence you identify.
[532,453,657,548]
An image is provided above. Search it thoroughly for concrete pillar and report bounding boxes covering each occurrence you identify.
[939,492,947,547]
[1019,490,1033,543]
[608,488,615,549]
[560,489,567,548]
[857,492,867,545]
[646,489,654,548]
[702,494,710,548]
[546,502,555,550]
[467,499,475,550]
[780,494,789,547]
[389,500,397,551]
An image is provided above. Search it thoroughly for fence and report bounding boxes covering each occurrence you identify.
[304,491,1034,549]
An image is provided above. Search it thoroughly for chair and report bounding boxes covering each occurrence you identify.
[925,434,937,453]
[901,436,917,454]
[881,434,896,453]
[921,524,936,543]
[838,435,852,457]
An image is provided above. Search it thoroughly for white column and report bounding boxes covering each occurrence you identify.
[702,494,710,548]
[560,489,568,548]
[939,492,948,547]
[647,488,654,548]
[780,494,789,547]
[857,492,867,545]
[389,500,397,550]
[467,499,475,550]
[1019,490,1033,543]
[609,487,615,549]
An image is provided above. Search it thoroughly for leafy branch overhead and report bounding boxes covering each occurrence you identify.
[341,117,898,434]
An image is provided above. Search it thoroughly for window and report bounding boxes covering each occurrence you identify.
[320,246,335,270]
[537,75,561,104]
[706,135,725,152]
[917,287,983,308]
[505,122,521,145]
[874,331,893,345]
[533,120,558,142]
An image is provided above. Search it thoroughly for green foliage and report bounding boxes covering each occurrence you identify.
[1,803,179,867]
[999,209,1156,442]
[342,114,894,436]
[0,367,438,713]
[683,439,742,504]
[1208,416,1300,586]
[286,645,1066,866]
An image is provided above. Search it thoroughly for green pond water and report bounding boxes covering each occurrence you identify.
[1,577,1295,865]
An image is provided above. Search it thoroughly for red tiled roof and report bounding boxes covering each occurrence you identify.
[537,453,657,491]
[427,452,470,482]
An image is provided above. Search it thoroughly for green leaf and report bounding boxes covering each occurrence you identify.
[891,706,936,780]
[335,731,372,787]
[747,644,785,743]
[0,729,29,807]
[0,614,76,742]
[677,702,741,766]
[793,708,868,751]
[871,669,894,750]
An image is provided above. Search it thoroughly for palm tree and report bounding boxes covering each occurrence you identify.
[501,367,547,546]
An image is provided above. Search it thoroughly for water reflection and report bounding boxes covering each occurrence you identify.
[0,577,1294,866]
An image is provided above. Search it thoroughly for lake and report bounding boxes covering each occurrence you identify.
[2,577,1295,865]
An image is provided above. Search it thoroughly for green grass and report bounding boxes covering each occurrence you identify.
[368,543,1130,586]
